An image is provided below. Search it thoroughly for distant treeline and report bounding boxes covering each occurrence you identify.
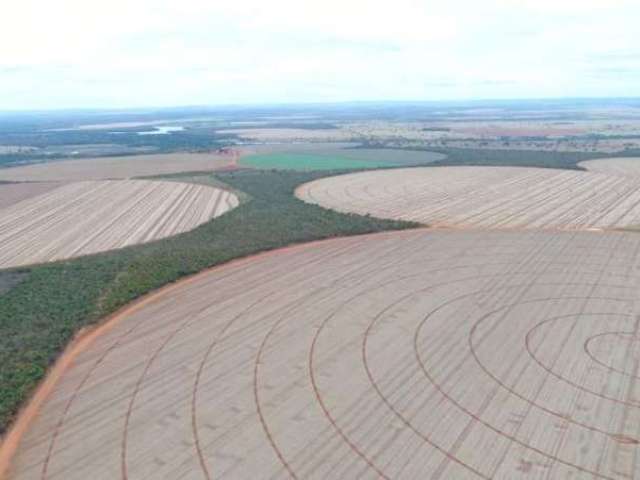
[0,127,236,149]
[0,128,238,168]
[215,122,339,131]
[358,142,607,170]
[430,147,604,170]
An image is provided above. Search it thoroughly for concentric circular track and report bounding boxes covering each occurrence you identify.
[296,166,640,230]
[7,229,640,479]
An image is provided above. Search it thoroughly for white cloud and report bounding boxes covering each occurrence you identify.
[0,0,639,109]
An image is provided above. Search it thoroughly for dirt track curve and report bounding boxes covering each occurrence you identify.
[6,229,640,479]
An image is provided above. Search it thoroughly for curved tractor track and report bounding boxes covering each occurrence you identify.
[5,229,640,479]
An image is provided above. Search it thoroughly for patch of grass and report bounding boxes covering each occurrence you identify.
[0,169,419,433]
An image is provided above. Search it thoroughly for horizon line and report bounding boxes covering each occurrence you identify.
[2,96,640,116]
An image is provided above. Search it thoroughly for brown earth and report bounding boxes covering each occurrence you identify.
[580,158,640,177]
[4,229,640,479]
[0,180,238,268]
[296,166,640,230]
[0,183,63,209]
[0,152,235,182]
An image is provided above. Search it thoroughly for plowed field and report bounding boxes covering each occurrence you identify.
[580,157,640,177]
[0,183,62,209]
[0,180,238,268]
[6,230,640,479]
[0,153,235,182]
[296,166,640,230]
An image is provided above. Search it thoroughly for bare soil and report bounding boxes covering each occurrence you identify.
[0,152,235,182]
[580,157,640,177]
[0,180,238,268]
[297,166,640,230]
[5,229,640,479]
[0,183,63,209]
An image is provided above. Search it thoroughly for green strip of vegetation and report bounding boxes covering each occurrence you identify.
[0,169,419,433]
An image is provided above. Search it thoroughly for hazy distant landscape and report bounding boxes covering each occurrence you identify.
[2,99,640,175]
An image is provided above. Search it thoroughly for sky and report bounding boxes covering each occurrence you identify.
[1,0,639,110]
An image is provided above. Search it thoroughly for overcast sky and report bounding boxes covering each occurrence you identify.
[1,0,639,110]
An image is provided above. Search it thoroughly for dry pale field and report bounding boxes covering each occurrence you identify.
[238,142,361,156]
[6,229,640,479]
[296,166,640,230]
[580,158,640,177]
[226,128,357,143]
[0,152,235,182]
[0,183,62,209]
[0,180,238,269]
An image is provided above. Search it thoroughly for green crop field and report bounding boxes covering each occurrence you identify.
[241,149,446,171]
[241,153,390,170]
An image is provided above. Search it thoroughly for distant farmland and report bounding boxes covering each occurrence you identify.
[0,152,235,182]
